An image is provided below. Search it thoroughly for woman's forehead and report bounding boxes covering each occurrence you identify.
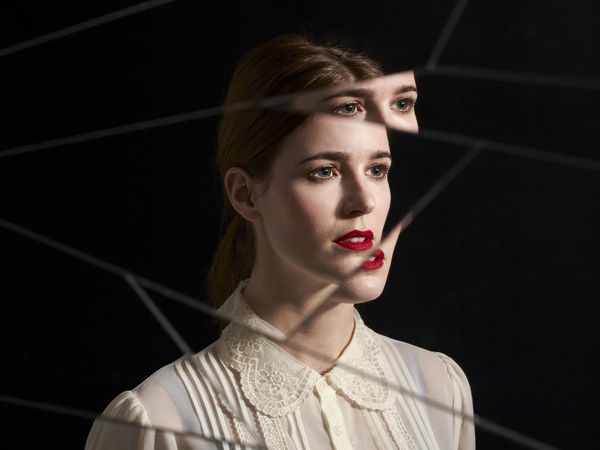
[279,114,390,163]
[361,71,417,94]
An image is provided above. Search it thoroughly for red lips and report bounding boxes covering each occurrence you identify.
[334,230,385,270]
[333,229,374,251]
[361,249,385,270]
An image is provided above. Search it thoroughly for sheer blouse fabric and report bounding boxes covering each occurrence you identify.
[86,282,475,450]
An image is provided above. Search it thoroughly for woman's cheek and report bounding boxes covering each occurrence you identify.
[289,183,334,219]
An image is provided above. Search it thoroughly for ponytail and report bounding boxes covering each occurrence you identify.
[208,213,255,306]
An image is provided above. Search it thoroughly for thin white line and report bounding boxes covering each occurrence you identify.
[417,64,600,90]
[426,0,470,69]
[0,216,559,449]
[0,216,282,342]
[285,145,483,338]
[0,2,576,446]
[124,273,192,355]
[417,127,600,172]
[0,0,177,58]
[395,144,483,232]
[0,217,129,275]
[2,92,597,174]
[0,106,229,159]
[0,393,266,449]
[0,96,292,159]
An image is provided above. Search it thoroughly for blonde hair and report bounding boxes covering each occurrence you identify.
[208,34,383,305]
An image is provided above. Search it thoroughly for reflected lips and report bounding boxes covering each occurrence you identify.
[362,249,384,270]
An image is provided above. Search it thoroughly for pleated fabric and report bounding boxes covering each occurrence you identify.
[86,283,474,450]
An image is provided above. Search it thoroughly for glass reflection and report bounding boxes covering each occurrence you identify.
[286,71,420,134]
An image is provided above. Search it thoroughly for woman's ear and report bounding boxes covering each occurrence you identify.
[224,167,261,222]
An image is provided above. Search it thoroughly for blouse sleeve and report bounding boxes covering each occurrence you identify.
[436,353,476,450]
[85,391,179,450]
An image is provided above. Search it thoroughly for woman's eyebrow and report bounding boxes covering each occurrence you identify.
[322,89,371,101]
[394,85,417,95]
[372,150,392,160]
[299,150,391,165]
[321,85,417,102]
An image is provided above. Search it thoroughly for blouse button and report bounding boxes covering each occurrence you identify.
[333,425,343,436]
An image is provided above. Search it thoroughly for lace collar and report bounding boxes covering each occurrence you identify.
[215,281,394,417]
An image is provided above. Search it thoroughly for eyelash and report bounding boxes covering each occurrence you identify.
[332,97,416,116]
[332,101,365,116]
[308,164,391,182]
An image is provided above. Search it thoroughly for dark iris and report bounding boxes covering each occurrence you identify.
[371,166,382,176]
[317,167,333,177]
[396,99,409,110]
[339,103,357,114]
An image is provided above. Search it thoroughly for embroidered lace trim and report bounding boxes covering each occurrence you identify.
[216,289,395,416]
[382,409,417,450]
[258,415,287,450]
[217,297,319,417]
[232,416,263,449]
[327,321,394,410]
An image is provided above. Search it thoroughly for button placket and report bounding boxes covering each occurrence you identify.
[314,378,354,450]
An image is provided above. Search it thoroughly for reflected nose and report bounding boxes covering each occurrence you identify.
[367,102,419,134]
[342,177,376,217]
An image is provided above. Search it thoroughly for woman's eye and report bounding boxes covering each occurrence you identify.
[310,166,337,180]
[392,97,416,113]
[333,101,361,116]
[368,164,390,179]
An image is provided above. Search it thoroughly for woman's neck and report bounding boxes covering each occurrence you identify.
[243,268,356,374]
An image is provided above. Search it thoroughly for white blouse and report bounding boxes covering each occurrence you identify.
[86,282,475,450]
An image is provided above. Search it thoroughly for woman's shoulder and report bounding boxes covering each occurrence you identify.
[376,332,463,369]
[373,331,475,447]
[102,342,222,425]
[374,331,472,404]
[86,343,225,449]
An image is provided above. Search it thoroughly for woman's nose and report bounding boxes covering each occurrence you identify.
[342,178,376,217]
[367,105,386,125]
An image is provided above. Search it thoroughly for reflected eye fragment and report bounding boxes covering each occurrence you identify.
[392,97,416,113]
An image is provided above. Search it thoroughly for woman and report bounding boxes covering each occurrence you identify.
[86,34,474,450]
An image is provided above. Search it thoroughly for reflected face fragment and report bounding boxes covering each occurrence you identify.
[289,71,419,133]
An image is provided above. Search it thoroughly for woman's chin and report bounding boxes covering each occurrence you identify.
[334,270,388,304]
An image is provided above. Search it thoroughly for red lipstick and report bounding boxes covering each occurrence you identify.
[362,249,385,270]
[334,229,374,251]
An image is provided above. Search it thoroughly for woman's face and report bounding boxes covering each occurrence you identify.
[253,112,396,303]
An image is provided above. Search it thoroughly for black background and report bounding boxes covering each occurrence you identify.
[0,1,598,449]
